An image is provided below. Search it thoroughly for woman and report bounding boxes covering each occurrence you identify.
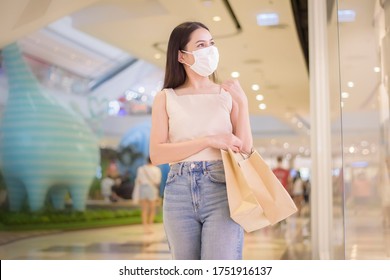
[150,22,253,260]
[292,171,304,216]
[134,157,162,233]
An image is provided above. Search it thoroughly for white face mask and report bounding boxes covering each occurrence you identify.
[181,45,219,77]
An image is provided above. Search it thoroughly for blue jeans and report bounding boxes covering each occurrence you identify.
[163,160,243,260]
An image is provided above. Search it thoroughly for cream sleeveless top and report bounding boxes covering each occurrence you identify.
[164,87,233,163]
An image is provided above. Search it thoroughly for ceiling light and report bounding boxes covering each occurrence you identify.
[257,13,279,26]
[374,67,381,73]
[213,16,221,22]
[283,142,289,149]
[338,10,356,22]
[347,81,354,88]
[256,94,264,101]
[297,122,303,128]
[360,141,368,147]
[154,53,161,59]
[259,103,266,110]
[108,100,120,115]
[141,95,148,102]
[349,146,355,153]
[251,84,260,91]
[231,71,240,78]
[341,92,349,98]
[202,0,213,7]
[138,86,145,93]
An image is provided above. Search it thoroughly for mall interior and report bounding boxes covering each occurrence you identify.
[0,0,389,260]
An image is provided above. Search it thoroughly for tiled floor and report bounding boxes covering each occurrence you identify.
[0,204,389,260]
[0,215,310,260]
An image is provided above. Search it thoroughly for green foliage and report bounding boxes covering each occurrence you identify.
[0,208,162,230]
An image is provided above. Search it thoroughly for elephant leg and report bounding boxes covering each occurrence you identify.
[68,183,90,211]
[5,177,26,211]
[49,186,68,210]
[25,181,49,212]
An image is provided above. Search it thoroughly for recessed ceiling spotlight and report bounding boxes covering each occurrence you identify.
[213,16,221,22]
[374,67,381,73]
[154,53,161,59]
[202,0,213,7]
[360,140,369,147]
[338,10,356,22]
[256,94,264,101]
[259,103,266,110]
[231,71,240,78]
[347,81,354,88]
[138,86,145,93]
[108,100,120,115]
[341,92,349,98]
[257,13,279,26]
[251,84,260,91]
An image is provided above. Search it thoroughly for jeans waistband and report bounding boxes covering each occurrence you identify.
[170,160,223,175]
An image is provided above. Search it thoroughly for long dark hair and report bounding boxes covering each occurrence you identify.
[163,21,216,89]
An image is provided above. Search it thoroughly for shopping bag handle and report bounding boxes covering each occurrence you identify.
[227,148,255,160]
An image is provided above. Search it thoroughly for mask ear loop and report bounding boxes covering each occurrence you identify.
[179,50,193,67]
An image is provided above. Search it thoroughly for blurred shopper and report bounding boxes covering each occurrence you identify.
[272,156,291,195]
[149,21,253,259]
[133,157,162,233]
[111,173,133,201]
[100,162,120,202]
[303,178,311,204]
[292,171,304,216]
[352,171,372,206]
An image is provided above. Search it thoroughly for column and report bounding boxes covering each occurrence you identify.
[308,0,334,259]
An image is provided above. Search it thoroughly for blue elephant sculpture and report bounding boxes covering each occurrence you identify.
[0,43,100,212]
[119,121,169,196]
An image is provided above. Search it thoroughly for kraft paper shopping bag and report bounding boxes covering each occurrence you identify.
[221,149,271,232]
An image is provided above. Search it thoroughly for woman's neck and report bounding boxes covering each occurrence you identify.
[181,74,214,89]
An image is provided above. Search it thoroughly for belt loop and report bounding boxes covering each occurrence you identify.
[202,161,207,174]
[179,162,184,176]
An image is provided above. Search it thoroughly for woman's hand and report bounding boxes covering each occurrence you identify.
[207,133,243,152]
[221,79,248,105]
[221,79,253,154]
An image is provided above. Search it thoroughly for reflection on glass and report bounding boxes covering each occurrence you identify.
[337,0,390,259]
[329,0,345,260]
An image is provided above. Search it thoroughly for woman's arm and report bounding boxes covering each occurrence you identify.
[222,79,253,154]
[149,91,242,165]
